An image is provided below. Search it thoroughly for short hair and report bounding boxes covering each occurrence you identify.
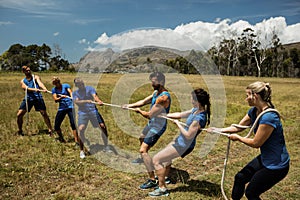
[74,77,84,86]
[22,66,29,72]
[149,72,165,85]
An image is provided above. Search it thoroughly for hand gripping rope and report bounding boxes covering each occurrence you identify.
[213,108,280,200]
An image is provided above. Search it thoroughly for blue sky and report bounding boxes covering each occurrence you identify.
[1,0,300,63]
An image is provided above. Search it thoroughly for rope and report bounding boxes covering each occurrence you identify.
[25,86,29,132]
[220,108,280,200]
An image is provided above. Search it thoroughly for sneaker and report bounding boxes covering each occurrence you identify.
[139,179,158,190]
[149,188,169,197]
[155,176,172,184]
[132,157,144,164]
[103,145,113,153]
[17,131,24,136]
[56,137,66,143]
[74,142,80,148]
[48,130,54,137]
[80,151,85,159]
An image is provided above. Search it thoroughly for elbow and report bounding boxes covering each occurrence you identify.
[251,142,262,148]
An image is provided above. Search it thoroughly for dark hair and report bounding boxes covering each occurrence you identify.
[149,72,165,86]
[191,88,211,125]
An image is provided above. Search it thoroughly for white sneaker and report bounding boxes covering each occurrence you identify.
[104,145,113,153]
[80,151,85,159]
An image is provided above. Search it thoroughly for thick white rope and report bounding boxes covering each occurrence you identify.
[220,108,280,200]
[25,86,29,132]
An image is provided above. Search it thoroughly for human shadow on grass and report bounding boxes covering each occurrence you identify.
[168,178,221,197]
[88,143,118,155]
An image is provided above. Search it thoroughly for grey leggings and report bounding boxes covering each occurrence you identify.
[232,155,289,200]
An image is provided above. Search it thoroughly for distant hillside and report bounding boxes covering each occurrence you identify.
[75,46,194,73]
[75,42,300,73]
[281,41,300,51]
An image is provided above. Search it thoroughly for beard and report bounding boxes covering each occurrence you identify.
[152,84,160,91]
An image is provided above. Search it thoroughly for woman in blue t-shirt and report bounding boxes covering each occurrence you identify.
[51,77,81,149]
[148,88,210,197]
[210,81,290,200]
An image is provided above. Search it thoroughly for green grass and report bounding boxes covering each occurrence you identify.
[0,72,299,200]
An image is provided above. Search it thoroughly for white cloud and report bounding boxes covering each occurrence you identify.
[92,17,300,52]
[53,32,59,36]
[78,38,90,45]
[0,21,13,25]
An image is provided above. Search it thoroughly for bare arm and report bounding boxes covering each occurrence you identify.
[35,75,48,91]
[124,93,153,109]
[175,120,200,140]
[92,93,103,105]
[229,124,274,148]
[207,113,251,133]
[166,109,193,119]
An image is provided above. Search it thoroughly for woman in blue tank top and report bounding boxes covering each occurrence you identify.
[209,81,290,200]
[149,88,210,197]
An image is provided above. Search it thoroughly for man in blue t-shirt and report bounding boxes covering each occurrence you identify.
[73,78,112,158]
[17,65,53,136]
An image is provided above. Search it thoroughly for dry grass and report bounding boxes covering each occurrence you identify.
[0,72,299,200]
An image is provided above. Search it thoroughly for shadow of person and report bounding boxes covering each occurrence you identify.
[168,167,190,184]
[169,179,221,197]
[88,144,118,155]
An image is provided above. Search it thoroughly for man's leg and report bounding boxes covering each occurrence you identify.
[17,109,26,135]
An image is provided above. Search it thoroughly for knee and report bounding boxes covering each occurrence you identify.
[99,123,106,129]
[245,187,259,200]
[152,155,159,166]
[234,172,247,184]
[40,110,48,117]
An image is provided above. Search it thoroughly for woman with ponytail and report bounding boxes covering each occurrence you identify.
[209,81,290,200]
[148,88,210,197]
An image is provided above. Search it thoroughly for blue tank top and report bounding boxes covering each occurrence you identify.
[248,107,290,169]
[52,84,73,111]
[23,75,43,100]
[148,90,171,131]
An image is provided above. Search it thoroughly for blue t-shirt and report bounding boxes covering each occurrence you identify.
[73,86,98,114]
[248,107,290,169]
[23,75,43,100]
[175,108,207,150]
[51,83,73,111]
[148,90,171,134]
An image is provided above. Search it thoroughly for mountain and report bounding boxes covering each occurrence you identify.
[75,46,193,73]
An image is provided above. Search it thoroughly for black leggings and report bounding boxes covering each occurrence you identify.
[232,155,289,200]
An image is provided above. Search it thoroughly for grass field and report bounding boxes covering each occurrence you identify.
[0,72,299,200]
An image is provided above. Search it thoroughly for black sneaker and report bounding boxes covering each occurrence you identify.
[140,179,158,190]
[155,176,172,184]
[132,157,143,164]
[17,131,24,136]
[56,137,66,143]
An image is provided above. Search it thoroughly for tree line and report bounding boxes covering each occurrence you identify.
[0,43,74,72]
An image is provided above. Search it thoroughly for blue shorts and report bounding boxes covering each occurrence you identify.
[19,98,46,112]
[54,108,76,131]
[78,111,105,127]
[142,125,166,147]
